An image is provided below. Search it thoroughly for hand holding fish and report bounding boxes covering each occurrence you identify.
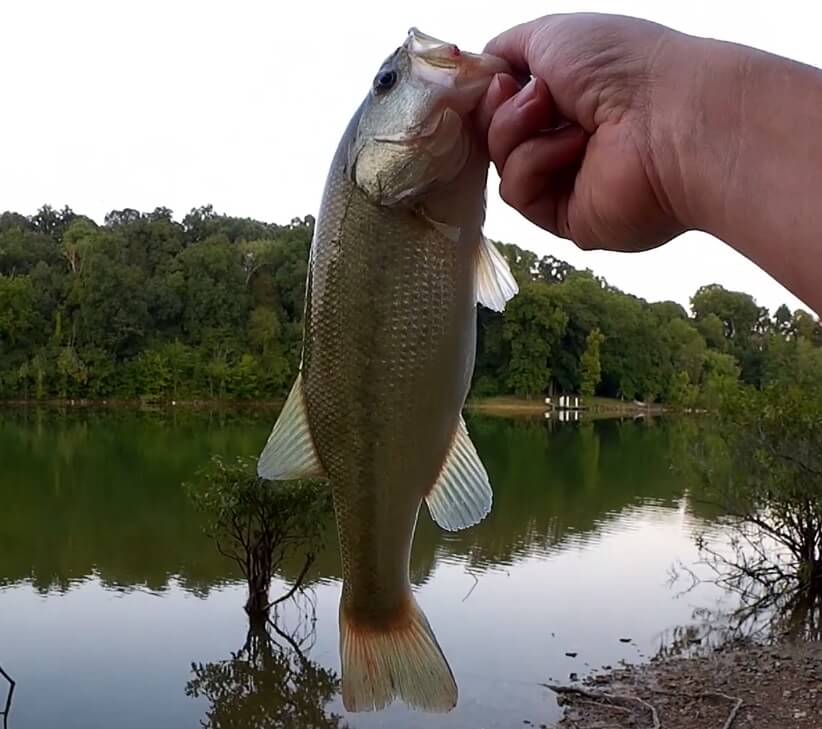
[479,13,822,315]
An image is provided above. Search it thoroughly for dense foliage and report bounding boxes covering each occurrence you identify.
[186,456,330,617]
[686,383,822,638]
[1,205,819,402]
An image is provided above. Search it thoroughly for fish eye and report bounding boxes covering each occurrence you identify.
[373,69,397,94]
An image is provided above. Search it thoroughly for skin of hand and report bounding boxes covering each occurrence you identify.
[476,13,822,315]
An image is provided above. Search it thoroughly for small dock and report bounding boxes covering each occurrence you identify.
[544,395,585,422]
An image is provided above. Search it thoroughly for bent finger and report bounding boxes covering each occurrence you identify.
[474,73,520,146]
[498,125,588,238]
[488,77,555,175]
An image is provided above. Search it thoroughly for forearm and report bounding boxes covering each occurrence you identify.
[667,38,822,314]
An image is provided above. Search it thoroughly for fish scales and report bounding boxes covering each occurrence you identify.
[257,27,517,713]
[304,109,475,617]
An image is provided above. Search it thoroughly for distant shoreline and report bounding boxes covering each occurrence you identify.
[466,396,668,418]
[0,395,668,418]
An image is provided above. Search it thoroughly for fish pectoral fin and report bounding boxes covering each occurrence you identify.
[475,234,519,311]
[425,417,492,531]
[341,597,457,713]
[418,208,461,241]
[257,373,326,481]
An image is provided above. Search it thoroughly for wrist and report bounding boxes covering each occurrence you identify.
[647,35,756,236]
[652,35,822,313]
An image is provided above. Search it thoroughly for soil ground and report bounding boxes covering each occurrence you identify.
[546,641,822,729]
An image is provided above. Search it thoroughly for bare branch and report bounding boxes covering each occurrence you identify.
[268,553,315,609]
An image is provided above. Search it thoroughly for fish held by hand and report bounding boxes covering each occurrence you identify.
[257,27,518,713]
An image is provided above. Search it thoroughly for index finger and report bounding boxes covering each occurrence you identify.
[483,20,538,75]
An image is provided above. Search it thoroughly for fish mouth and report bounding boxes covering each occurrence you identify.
[404,27,510,79]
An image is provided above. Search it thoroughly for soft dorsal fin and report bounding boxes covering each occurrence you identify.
[475,235,518,311]
[425,417,492,531]
[257,373,326,481]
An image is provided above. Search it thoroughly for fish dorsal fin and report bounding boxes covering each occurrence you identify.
[257,373,326,481]
[475,235,518,311]
[426,417,492,531]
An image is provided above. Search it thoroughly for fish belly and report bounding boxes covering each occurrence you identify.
[303,179,476,621]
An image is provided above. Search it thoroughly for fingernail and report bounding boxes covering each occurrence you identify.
[491,74,505,96]
[514,77,538,108]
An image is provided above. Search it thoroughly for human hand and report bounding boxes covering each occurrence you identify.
[476,14,718,253]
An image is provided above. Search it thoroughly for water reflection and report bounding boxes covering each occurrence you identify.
[0,411,711,594]
[186,596,347,729]
[0,410,731,729]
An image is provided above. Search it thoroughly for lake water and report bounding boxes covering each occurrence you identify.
[0,410,733,729]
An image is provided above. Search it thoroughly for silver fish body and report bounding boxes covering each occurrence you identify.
[258,28,517,713]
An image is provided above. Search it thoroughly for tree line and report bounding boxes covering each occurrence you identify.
[0,205,819,403]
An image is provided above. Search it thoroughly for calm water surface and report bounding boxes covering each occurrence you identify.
[0,410,730,728]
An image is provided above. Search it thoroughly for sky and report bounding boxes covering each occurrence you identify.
[1,0,818,315]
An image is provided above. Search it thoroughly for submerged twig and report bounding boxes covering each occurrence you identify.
[462,572,479,602]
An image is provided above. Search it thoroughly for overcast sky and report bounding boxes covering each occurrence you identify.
[1,0,818,314]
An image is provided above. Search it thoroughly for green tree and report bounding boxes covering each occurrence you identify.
[579,328,604,398]
[0,204,819,405]
[774,303,793,335]
[56,345,88,398]
[696,313,727,351]
[700,350,742,408]
[692,284,766,385]
[665,317,707,384]
[0,276,35,346]
[186,457,331,619]
[691,384,822,634]
[668,371,699,410]
[793,309,816,340]
[502,284,568,398]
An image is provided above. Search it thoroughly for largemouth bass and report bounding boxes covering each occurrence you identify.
[258,28,517,713]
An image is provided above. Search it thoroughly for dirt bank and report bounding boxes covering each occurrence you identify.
[547,641,822,728]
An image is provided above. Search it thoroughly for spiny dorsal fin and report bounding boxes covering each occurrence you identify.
[476,235,518,311]
[257,373,326,481]
[426,417,492,531]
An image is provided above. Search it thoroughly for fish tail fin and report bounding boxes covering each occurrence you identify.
[339,596,457,713]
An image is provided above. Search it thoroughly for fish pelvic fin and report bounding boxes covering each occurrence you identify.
[340,596,457,713]
[426,416,493,531]
[476,234,518,311]
[257,373,326,481]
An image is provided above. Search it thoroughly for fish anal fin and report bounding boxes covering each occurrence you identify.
[257,373,326,481]
[475,235,518,311]
[425,417,492,531]
[340,597,457,713]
